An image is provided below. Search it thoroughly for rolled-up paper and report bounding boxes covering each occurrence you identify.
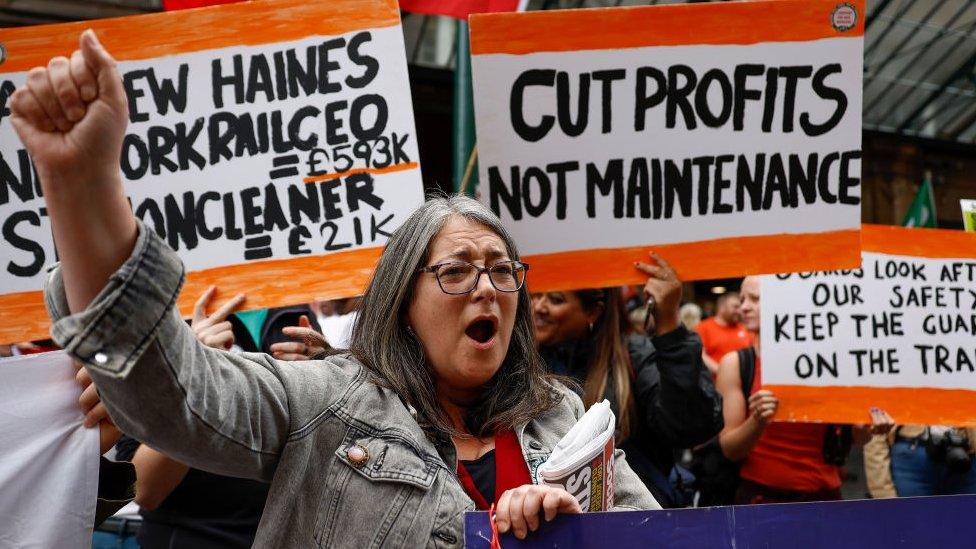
[537,400,615,512]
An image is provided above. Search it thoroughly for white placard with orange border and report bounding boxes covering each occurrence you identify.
[762,225,976,426]
[0,0,423,344]
[470,0,864,291]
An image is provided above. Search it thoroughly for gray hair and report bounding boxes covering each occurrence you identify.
[678,302,703,331]
[348,195,560,439]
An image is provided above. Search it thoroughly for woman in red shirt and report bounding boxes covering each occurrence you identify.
[716,276,842,503]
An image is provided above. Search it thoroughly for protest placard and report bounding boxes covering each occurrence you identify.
[469,0,864,292]
[0,0,423,344]
[962,199,976,233]
[761,225,976,426]
[0,352,99,548]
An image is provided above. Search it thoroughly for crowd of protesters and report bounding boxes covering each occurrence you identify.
[8,270,975,546]
[3,28,975,549]
[19,266,970,546]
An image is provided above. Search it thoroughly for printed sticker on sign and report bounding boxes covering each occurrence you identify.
[832,3,858,32]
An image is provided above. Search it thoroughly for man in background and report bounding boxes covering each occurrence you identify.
[696,290,753,377]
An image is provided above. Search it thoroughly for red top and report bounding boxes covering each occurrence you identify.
[738,356,842,493]
[695,317,754,366]
[456,430,533,510]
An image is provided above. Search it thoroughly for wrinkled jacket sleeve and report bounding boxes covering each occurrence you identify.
[44,221,346,482]
[631,327,723,448]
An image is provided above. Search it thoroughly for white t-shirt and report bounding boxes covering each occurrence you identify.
[0,351,99,548]
[317,311,358,350]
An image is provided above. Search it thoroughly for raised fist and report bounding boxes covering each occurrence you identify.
[9,29,128,186]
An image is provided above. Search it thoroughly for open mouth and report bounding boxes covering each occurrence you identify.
[465,318,498,345]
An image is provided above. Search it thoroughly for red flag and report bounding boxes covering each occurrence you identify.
[163,0,244,10]
[399,0,519,19]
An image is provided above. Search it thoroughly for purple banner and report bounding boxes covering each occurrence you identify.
[465,495,976,548]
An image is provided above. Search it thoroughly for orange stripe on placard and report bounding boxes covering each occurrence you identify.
[470,0,864,55]
[0,246,382,345]
[766,385,976,426]
[0,0,400,73]
[522,229,860,293]
[862,224,976,258]
[0,290,49,347]
[302,162,419,184]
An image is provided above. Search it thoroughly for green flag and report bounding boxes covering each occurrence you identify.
[902,177,937,228]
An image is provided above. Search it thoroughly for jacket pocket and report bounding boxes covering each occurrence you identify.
[316,429,438,548]
[336,431,438,490]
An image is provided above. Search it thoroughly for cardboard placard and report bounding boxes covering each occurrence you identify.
[470,0,864,292]
[762,225,976,426]
[961,199,976,233]
[0,0,424,344]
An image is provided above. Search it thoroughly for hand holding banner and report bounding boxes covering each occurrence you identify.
[538,400,615,512]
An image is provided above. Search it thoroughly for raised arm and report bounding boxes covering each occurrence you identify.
[631,252,723,447]
[631,328,724,448]
[13,31,337,481]
[122,289,247,510]
[11,30,135,313]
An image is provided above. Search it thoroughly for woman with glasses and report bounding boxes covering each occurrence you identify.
[13,32,659,547]
[532,277,723,507]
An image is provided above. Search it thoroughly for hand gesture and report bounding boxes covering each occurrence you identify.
[868,407,895,435]
[634,252,682,334]
[76,362,121,453]
[270,315,328,361]
[191,286,245,350]
[748,390,779,426]
[494,484,581,540]
[10,30,128,185]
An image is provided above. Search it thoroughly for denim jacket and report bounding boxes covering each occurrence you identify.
[44,222,659,548]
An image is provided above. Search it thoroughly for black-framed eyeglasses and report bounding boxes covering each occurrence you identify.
[417,260,529,295]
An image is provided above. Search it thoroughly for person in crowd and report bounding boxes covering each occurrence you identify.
[627,303,649,334]
[110,287,269,548]
[530,273,723,507]
[266,313,329,361]
[678,303,702,331]
[76,364,135,528]
[311,297,360,349]
[14,31,659,547]
[864,408,976,498]
[696,290,753,377]
[716,276,844,504]
[259,304,323,356]
[221,302,327,360]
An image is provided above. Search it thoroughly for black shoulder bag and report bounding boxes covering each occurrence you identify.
[690,347,755,507]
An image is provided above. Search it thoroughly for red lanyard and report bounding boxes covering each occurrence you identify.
[456,430,533,510]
